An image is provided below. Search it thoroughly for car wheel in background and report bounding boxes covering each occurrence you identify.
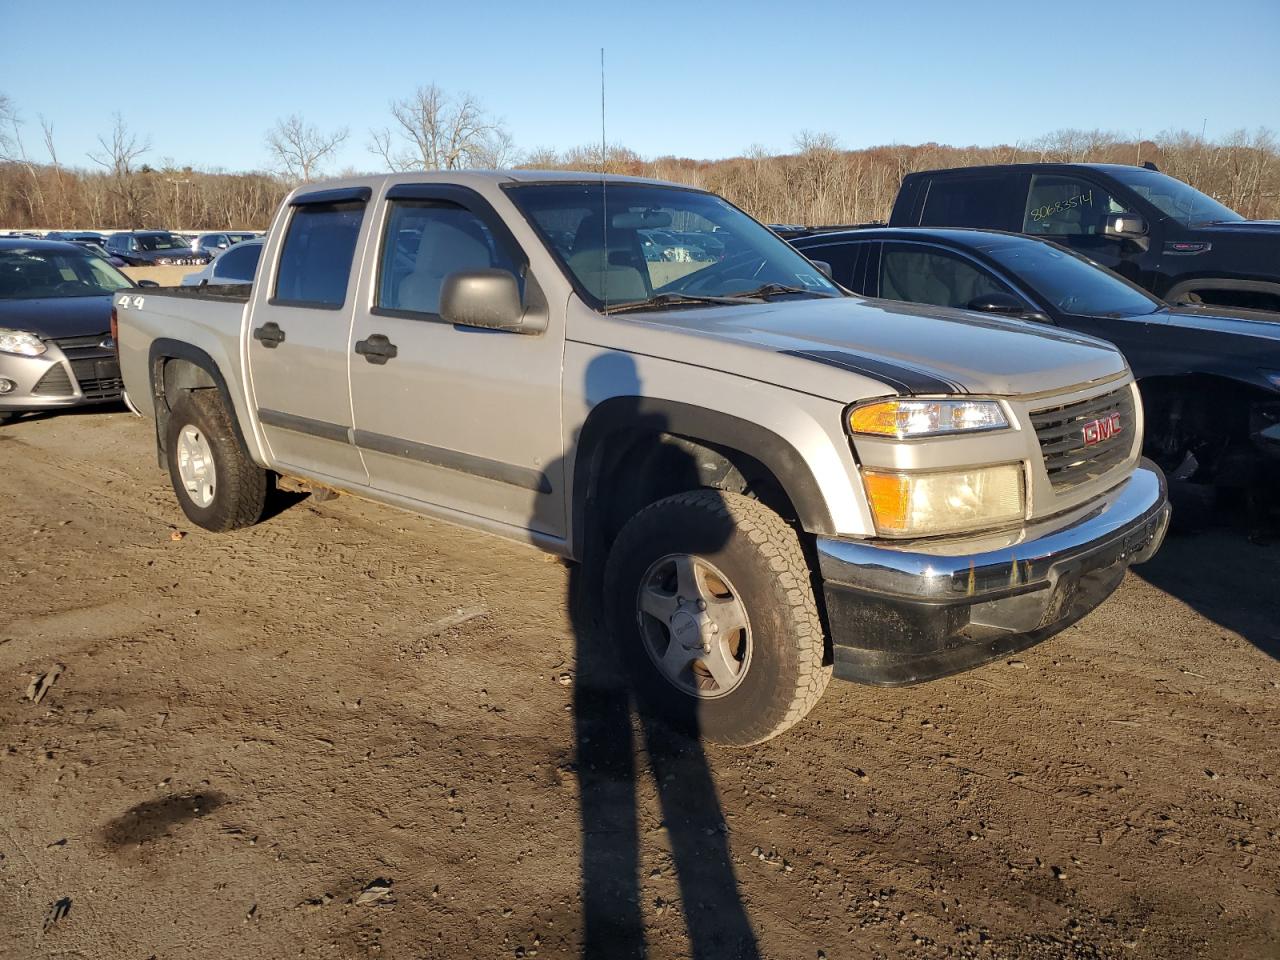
[604,489,831,746]
[164,390,267,532]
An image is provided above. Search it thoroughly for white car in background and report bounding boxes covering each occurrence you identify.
[181,238,263,287]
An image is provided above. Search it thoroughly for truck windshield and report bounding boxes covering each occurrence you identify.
[505,182,841,311]
[978,238,1163,318]
[0,248,133,299]
[1108,168,1243,227]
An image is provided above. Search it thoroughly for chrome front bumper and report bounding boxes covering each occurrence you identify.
[815,462,1170,685]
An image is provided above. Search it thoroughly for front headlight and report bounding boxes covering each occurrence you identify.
[849,398,1008,439]
[0,329,47,357]
[862,464,1025,537]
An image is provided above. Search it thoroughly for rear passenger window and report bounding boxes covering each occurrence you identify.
[273,202,365,308]
[377,201,521,316]
[919,176,1008,229]
[799,242,862,291]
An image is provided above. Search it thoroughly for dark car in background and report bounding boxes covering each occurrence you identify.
[889,163,1280,314]
[104,230,211,267]
[792,226,1280,502]
[0,239,154,423]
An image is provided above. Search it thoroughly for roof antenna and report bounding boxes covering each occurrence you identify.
[600,46,609,312]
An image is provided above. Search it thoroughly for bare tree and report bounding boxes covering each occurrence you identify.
[0,93,47,220]
[265,114,349,183]
[88,113,151,225]
[369,84,512,171]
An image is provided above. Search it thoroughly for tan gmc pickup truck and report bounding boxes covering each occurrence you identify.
[114,171,1170,744]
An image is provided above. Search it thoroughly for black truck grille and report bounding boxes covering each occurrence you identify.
[1032,386,1136,491]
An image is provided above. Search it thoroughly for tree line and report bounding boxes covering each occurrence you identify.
[2,88,1276,230]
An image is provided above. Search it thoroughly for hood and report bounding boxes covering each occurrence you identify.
[1196,219,1280,237]
[0,295,114,339]
[608,296,1127,397]
[1161,304,1280,342]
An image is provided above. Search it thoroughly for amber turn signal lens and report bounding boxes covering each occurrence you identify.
[848,399,1008,439]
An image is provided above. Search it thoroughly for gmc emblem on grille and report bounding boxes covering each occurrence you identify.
[1082,412,1123,446]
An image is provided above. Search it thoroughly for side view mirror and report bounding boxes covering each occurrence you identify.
[439,270,539,333]
[810,259,833,280]
[136,279,160,288]
[967,292,1051,323]
[967,292,1029,315]
[1102,213,1148,241]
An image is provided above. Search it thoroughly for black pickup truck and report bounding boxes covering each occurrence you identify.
[888,163,1280,313]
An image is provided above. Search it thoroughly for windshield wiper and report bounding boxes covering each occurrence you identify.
[604,292,760,314]
[723,282,837,300]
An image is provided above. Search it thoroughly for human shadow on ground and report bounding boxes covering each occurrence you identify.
[536,353,759,959]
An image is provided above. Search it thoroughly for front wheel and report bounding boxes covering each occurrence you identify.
[604,490,831,746]
[164,390,267,531]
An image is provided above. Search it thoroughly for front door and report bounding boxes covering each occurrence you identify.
[246,190,370,485]
[1021,173,1144,282]
[347,184,566,542]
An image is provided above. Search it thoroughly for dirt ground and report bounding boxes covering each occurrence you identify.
[1,408,1278,960]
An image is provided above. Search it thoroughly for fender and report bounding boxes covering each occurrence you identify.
[572,396,836,557]
[147,338,259,466]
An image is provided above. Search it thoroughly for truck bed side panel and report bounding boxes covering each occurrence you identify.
[115,287,268,464]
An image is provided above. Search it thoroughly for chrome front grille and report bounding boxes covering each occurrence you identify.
[1032,386,1135,492]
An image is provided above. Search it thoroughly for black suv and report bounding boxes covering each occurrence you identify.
[104,231,210,267]
[889,163,1280,313]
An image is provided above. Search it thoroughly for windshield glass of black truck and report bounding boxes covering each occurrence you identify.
[506,183,841,311]
[1109,168,1243,227]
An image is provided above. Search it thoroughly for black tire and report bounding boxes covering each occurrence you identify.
[164,390,267,532]
[603,490,831,746]
[0,412,14,426]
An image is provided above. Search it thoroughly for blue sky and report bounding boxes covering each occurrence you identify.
[2,0,1277,174]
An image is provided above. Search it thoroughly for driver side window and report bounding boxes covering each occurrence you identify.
[878,244,1012,310]
[378,201,521,317]
[1024,175,1130,236]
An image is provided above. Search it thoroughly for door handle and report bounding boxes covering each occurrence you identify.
[253,322,286,348]
[355,334,398,365]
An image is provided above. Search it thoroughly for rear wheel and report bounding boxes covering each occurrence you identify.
[604,490,830,746]
[164,390,267,531]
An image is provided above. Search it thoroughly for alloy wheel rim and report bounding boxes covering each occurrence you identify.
[176,425,216,508]
[635,553,752,699]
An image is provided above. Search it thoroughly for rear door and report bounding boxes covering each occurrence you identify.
[245,187,371,484]
[347,183,566,540]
